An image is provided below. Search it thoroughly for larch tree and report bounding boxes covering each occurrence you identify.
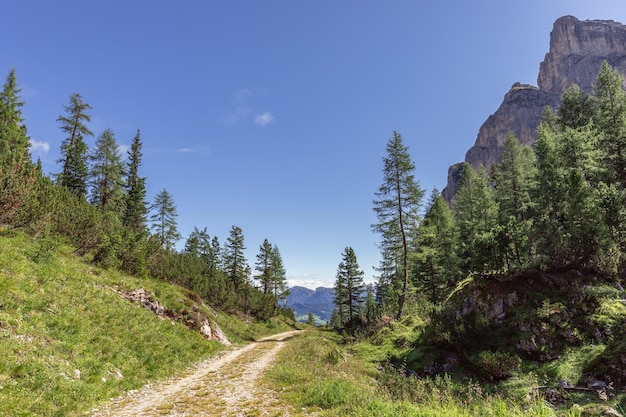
[491,133,537,268]
[415,189,460,304]
[89,128,125,211]
[150,188,181,250]
[57,93,92,198]
[372,131,424,319]
[333,247,365,325]
[453,163,498,275]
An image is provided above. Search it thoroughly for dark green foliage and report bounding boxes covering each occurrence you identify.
[0,69,35,225]
[56,93,92,198]
[254,238,274,295]
[123,130,148,234]
[333,246,365,326]
[223,225,250,295]
[149,188,181,251]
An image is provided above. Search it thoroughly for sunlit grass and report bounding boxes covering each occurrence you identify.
[0,231,225,416]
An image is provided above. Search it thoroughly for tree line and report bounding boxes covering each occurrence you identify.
[333,61,626,330]
[0,69,289,320]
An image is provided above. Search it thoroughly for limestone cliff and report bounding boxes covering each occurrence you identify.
[442,16,626,201]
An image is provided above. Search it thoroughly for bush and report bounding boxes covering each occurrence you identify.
[476,350,521,381]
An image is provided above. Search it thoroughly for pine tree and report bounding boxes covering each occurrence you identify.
[150,188,181,250]
[89,128,125,211]
[333,247,365,325]
[223,225,249,291]
[254,239,274,294]
[123,130,148,234]
[57,93,92,198]
[372,131,424,319]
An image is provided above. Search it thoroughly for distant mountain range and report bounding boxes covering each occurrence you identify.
[284,286,335,322]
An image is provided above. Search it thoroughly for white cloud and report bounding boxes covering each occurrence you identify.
[177,147,193,153]
[254,112,274,126]
[221,88,274,127]
[29,139,50,154]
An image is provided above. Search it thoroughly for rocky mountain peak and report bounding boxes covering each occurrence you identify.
[539,16,626,95]
[442,16,626,201]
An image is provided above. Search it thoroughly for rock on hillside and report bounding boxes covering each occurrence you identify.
[443,16,626,201]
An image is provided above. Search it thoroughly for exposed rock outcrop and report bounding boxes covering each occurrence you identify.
[443,16,626,201]
[116,287,231,345]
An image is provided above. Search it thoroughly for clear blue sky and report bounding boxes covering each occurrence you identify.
[4,1,624,289]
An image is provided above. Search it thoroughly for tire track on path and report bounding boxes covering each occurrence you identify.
[91,330,302,417]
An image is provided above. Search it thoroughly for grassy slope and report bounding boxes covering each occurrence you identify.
[0,230,291,416]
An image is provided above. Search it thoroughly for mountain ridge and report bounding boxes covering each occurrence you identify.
[443,16,626,200]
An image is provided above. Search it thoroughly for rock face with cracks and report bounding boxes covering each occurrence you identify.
[443,16,626,201]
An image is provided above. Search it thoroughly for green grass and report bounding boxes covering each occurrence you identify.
[0,231,234,416]
[265,330,576,416]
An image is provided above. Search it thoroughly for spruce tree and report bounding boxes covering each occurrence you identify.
[0,69,30,166]
[0,69,34,224]
[89,128,125,211]
[124,130,148,234]
[270,246,290,303]
[57,93,92,198]
[254,239,274,295]
[334,247,365,325]
[150,188,181,250]
[223,225,249,291]
[372,131,424,319]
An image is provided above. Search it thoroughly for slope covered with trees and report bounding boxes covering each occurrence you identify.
[0,69,291,323]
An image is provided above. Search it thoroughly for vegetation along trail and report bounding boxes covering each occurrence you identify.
[91,330,303,417]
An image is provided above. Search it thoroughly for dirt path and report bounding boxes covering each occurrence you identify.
[91,330,302,417]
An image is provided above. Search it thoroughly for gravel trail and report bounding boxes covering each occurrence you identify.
[91,330,302,417]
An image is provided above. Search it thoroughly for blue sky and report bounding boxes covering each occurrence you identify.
[4,1,625,289]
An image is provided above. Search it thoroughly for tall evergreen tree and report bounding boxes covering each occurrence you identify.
[223,225,249,291]
[150,188,181,250]
[333,247,365,325]
[89,128,125,211]
[0,69,30,166]
[123,129,148,234]
[372,131,424,319]
[415,189,460,303]
[0,69,34,224]
[491,133,537,268]
[453,163,498,274]
[57,93,92,198]
[593,61,626,187]
[254,239,274,295]
[270,245,290,304]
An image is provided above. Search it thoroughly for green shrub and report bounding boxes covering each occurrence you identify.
[476,350,522,381]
